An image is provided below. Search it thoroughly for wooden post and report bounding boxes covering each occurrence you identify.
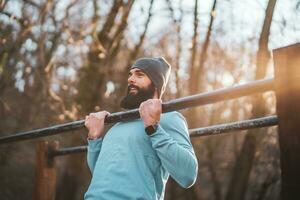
[273,43,300,200]
[34,141,59,200]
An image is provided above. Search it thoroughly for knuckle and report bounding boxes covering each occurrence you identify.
[99,111,104,115]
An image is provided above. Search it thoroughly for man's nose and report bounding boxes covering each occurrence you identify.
[128,75,135,84]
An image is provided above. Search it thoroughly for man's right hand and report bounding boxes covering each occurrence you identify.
[85,111,110,140]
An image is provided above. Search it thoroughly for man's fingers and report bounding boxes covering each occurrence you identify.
[102,111,111,117]
[85,116,89,124]
[88,111,110,120]
[84,119,89,127]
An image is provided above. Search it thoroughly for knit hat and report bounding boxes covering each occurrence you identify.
[131,57,171,98]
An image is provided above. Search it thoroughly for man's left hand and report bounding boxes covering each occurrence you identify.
[139,99,162,127]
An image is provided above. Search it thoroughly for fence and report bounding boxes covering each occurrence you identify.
[0,43,299,200]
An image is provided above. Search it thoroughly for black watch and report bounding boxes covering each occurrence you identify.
[145,124,158,136]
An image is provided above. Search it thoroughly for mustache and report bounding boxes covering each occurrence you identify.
[127,84,140,91]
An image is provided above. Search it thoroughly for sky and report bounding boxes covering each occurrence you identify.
[4,0,299,52]
[2,0,299,92]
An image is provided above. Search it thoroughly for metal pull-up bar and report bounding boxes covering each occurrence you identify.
[0,78,274,144]
[48,115,278,157]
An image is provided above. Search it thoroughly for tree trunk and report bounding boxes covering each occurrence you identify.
[225,1,277,200]
[188,0,217,128]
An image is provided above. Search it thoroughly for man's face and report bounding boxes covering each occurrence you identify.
[120,68,156,109]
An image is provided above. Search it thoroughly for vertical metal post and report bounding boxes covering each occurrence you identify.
[34,141,59,200]
[273,43,300,200]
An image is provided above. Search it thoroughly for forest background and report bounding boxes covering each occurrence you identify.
[0,0,299,199]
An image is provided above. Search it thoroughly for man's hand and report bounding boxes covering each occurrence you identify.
[139,99,162,127]
[85,111,110,140]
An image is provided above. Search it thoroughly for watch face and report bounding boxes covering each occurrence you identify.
[145,124,158,135]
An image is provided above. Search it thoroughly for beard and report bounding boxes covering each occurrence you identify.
[120,83,156,109]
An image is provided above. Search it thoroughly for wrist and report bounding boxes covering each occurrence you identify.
[144,121,159,128]
[87,135,101,140]
[88,130,102,140]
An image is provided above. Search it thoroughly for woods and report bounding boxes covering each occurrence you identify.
[1,0,300,199]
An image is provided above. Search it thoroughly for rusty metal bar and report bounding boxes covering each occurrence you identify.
[273,43,300,199]
[34,141,58,200]
[50,115,278,157]
[189,115,277,137]
[49,145,87,157]
[0,78,274,144]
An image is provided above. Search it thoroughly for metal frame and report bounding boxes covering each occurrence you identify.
[0,78,274,144]
[49,115,278,157]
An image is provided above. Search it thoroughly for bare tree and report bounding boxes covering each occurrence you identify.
[225,1,277,200]
[188,0,217,128]
[76,0,135,113]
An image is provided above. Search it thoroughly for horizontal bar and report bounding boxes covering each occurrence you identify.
[106,78,274,123]
[49,145,87,157]
[0,120,85,144]
[190,115,278,137]
[0,78,274,144]
[50,115,278,157]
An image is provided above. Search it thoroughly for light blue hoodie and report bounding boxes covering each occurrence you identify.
[84,111,198,200]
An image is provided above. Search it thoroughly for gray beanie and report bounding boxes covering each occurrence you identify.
[131,57,171,98]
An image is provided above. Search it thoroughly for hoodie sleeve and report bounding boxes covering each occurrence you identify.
[86,138,103,174]
[149,112,198,188]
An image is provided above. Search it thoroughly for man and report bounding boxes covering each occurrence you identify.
[84,57,198,200]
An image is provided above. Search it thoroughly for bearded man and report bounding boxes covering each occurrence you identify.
[84,57,198,200]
